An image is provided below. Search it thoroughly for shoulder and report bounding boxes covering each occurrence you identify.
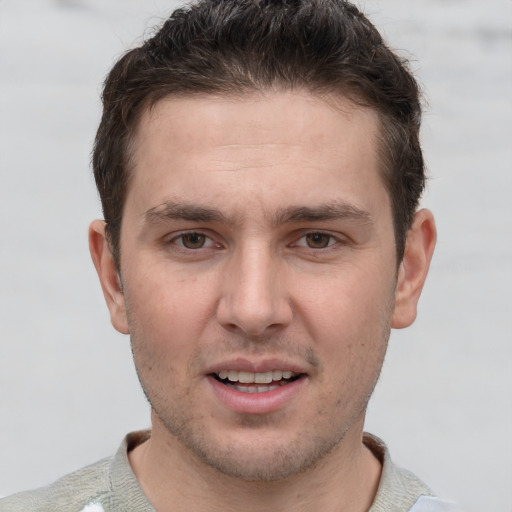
[408,496,466,512]
[0,431,153,512]
[365,433,464,512]
[0,456,113,512]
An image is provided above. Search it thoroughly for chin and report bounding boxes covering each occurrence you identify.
[196,445,325,482]
[170,421,347,482]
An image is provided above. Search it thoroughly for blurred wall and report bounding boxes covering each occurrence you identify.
[1,1,511,510]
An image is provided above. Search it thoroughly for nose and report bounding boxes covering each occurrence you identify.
[216,244,293,337]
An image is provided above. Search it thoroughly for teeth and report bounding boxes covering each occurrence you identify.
[238,371,255,383]
[217,369,297,383]
[232,384,281,393]
[255,371,273,384]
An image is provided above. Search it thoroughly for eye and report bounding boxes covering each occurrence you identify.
[296,232,337,249]
[173,232,216,249]
[181,233,206,249]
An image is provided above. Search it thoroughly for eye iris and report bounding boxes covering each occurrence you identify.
[306,233,330,248]
[182,233,205,249]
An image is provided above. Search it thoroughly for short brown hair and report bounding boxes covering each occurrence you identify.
[93,0,425,267]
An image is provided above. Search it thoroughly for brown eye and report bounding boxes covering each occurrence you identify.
[181,233,206,249]
[305,233,333,248]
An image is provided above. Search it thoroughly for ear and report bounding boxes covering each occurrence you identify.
[392,209,437,329]
[89,220,130,334]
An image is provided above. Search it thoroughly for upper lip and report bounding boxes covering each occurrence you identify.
[205,357,309,376]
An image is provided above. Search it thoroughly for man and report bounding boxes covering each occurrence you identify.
[0,0,459,510]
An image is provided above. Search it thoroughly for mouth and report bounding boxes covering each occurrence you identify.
[212,370,302,393]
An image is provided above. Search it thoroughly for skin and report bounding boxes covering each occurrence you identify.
[90,90,436,512]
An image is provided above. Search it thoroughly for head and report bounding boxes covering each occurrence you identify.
[89,0,436,485]
[93,0,425,269]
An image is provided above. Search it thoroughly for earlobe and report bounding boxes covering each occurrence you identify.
[88,220,130,334]
[392,209,437,329]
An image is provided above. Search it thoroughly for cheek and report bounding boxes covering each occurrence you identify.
[301,262,395,330]
[299,264,394,372]
[125,260,213,327]
[123,268,213,371]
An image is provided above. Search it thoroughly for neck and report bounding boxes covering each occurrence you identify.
[129,417,381,512]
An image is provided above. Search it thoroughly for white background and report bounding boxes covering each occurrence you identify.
[0,1,511,510]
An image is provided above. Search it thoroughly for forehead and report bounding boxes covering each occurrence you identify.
[134,90,379,155]
[126,90,388,221]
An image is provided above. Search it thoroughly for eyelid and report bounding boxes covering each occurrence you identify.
[163,228,349,251]
[166,230,221,249]
[291,230,348,249]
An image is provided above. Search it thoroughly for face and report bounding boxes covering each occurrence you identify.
[93,91,418,481]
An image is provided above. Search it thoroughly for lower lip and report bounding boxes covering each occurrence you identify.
[207,375,306,414]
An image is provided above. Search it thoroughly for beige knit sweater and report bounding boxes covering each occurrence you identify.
[0,431,460,512]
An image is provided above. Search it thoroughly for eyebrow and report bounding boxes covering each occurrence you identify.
[143,200,373,227]
[144,202,232,225]
[272,202,374,226]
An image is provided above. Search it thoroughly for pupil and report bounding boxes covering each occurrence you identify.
[183,233,205,248]
[307,233,329,248]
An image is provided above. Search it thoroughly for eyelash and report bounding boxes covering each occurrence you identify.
[293,232,339,249]
[168,231,220,250]
[166,230,345,252]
